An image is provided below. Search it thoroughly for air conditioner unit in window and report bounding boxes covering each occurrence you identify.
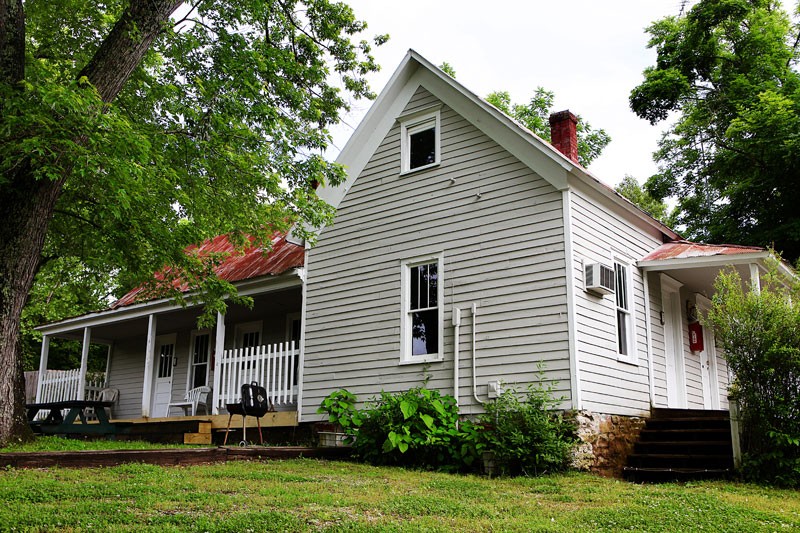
[584,262,615,296]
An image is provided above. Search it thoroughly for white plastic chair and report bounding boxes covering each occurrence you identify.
[167,386,212,417]
[88,387,119,420]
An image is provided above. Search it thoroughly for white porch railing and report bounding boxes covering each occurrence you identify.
[36,369,106,404]
[215,342,296,411]
[34,370,106,420]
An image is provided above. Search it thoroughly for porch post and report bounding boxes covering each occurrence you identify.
[141,314,157,417]
[77,327,91,401]
[35,335,50,402]
[749,263,761,294]
[211,311,225,415]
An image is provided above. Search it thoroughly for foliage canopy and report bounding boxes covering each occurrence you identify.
[630,0,800,259]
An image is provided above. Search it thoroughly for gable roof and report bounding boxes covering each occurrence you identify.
[321,49,680,241]
[112,232,304,308]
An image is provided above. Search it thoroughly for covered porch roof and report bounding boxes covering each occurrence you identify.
[637,240,794,296]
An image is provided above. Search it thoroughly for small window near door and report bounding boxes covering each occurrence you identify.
[190,332,210,389]
[614,261,637,363]
[158,343,174,378]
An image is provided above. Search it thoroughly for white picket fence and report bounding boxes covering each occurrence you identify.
[215,342,296,411]
[36,369,106,404]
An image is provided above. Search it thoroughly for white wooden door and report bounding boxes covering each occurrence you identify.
[151,336,175,418]
[661,275,687,408]
[696,296,720,410]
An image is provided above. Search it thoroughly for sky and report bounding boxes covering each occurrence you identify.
[327,0,694,187]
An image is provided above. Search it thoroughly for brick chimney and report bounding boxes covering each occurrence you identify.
[549,110,579,164]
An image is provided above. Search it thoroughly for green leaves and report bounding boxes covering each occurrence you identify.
[705,259,800,486]
[485,87,610,167]
[630,0,800,259]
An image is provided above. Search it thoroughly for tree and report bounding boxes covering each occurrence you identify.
[0,1,384,446]
[436,63,610,167]
[630,0,800,260]
[615,175,675,226]
[486,89,610,167]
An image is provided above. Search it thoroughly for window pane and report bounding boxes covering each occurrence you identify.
[411,309,439,356]
[158,344,174,378]
[409,127,436,169]
[419,264,429,309]
[192,363,207,388]
[428,263,438,307]
[242,331,260,349]
[193,334,209,364]
[615,264,628,310]
[617,310,628,356]
[410,265,419,310]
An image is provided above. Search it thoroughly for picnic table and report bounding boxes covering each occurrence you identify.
[26,400,120,435]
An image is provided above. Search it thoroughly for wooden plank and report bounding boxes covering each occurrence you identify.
[184,432,212,445]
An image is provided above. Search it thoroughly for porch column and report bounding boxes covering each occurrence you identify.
[141,314,157,417]
[35,335,50,402]
[749,263,761,294]
[211,311,225,415]
[77,327,91,401]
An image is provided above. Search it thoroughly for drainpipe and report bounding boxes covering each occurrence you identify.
[453,307,461,407]
[471,303,484,405]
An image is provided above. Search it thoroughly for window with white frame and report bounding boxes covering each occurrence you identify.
[401,254,444,362]
[400,109,441,173]
[235,321,262,349]
[614,261,636,362]
[189,331,210,389]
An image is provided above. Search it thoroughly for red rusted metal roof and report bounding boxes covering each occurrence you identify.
[640,240,765,262]
[112,232,304,308]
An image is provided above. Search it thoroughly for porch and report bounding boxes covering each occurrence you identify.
[34,277,304,430]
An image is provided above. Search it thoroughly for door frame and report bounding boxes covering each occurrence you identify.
[150,333,177,418]
[660,274,687,408]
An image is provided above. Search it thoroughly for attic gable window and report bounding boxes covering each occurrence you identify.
[400,109,441,174]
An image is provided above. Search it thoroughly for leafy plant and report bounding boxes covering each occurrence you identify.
[331,387,482,471]
[705,258,800,486]
[317,389,361,431]
[480,373,577,476]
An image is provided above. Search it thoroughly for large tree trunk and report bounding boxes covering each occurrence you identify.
[0,0,183,446]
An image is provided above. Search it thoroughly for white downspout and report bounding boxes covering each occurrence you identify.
[452,307,461,407]
[471,303,484,405]
[643,271,655,407]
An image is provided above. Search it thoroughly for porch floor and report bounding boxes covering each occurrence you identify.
[111,411,298,430]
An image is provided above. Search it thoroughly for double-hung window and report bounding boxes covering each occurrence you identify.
[189,331,210,389]
[401,254,444,363]
[400,109,441,173]
[614,261,636,363]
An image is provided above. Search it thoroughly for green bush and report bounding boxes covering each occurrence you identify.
[705,261,800,487]
[480,378,577,476]
[317,388,361,431]
[352,387,482,471]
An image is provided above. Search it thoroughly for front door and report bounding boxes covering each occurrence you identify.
[151,335,176,417]
[696,295,720,410]
[661,275,687,408]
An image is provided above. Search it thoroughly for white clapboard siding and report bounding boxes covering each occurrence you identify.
[568,182,664,416]
[302,86,571,419]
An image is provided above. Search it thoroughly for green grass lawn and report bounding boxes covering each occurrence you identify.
[1,458,799,532]
[0,436,203,453]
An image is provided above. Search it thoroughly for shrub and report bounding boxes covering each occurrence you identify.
[705,261,800,487]
[317,389,361,431]
[353,387,482,471]
[480,376,577,476]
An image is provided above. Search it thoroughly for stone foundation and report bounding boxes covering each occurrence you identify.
[569,411,646,478]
